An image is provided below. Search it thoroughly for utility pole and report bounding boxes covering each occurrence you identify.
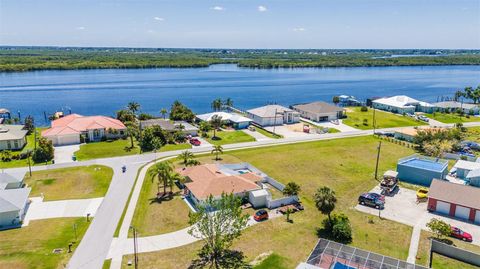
[73,223,78,242]
[374,141,382,181]
[131,226,138,269]
[27,152,32,177]
[373,106,377,134]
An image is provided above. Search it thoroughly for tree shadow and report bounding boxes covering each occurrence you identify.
[148,190,182,205]
[188,249,251,269]
[429,236,453,246]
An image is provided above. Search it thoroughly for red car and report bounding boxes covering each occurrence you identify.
[189,138,201,146]
[451,226,473,242]
[253,210,269,222]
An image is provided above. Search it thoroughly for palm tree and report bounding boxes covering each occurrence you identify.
[127,102,140,114]
[464,87,474,102]
[332,96,340,105]
[211,145,224,161]
[223,98,233,109]
[169,172,183,193]
[179,150,194,165]
[149,161,174,195]
[210,115,223,139]
[454,90,464,102]
[473,87,480,104]
[282,182,301,196]
[211,98,223,112]
[160,108,168,119]
[199,121,211,137]
[125,121,138,149]
[314,186,337,226]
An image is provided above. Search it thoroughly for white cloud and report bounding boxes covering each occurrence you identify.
[293,27,306,32]
[211,6,224,11]
[153,17,165,21]
[76,26,85,30]
[258,5,267,12]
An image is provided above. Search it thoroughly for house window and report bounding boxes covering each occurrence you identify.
[93,129,101,138]
[14,140,19,149]
[6,140,11,149]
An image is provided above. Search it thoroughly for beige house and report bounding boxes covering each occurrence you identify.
[292,101,344,122]
[0,125,28,151]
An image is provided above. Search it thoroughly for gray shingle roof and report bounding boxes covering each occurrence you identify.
[0,172,25,189]
[429,179,480,209]
[0,188,30,213]
[0,125,28,141]
[292,101,344,114]
[247,105,295,118]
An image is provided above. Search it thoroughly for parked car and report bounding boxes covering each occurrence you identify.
[253,209,269,221]
[374,131,395,137]
[358,193,385,209]
[451,226,473,242]
[189,138,201,146]
[417,115,430,122]
[416,188,428,199]
[248,125,256,131]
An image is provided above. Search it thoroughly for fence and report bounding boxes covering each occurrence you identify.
[264,176,285,191]
[442,152,477,162]
[267,195,299,209]
[430,239,480,267]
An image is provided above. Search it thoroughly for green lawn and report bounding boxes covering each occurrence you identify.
[256,127,283,139]
[122,136,416,268]
[206,130,255,145]
[253,253,290,269]
[74,139,191,161]
[0,218,90,269]
[0,128,47,169]
[24,165,113,201]
[425,112,480,124]
[416,231,480,268]
[129,165,191,237]
[343,107,427,130]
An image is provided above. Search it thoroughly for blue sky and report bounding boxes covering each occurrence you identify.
[1,0,479,49]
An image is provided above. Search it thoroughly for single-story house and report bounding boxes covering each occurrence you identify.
[452,160,480,179]
[396,155,448,186]
[372,95,434,114]
[140,119,198,136]
[0,187,31,228]
[394,127,444,142]
[0,124,28,151]
[428,179,480,223]
[338,95,363,107]
[465,169,480,187]
[291,101,344,122]
[196,112,253,129]
[42,114,126,146]
[246,105,300,126]
[433,101,480,115]
[0,172,25,190]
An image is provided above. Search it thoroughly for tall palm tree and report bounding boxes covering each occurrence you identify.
[210,115,223,139]
[127,102,140,114]
[179,150,194,165]
[454,90,464,102]
[464,87,474,102]
[223,98,233,109]
[160,108,168,119]
[149,161,174,195]
[211,98,223,112]
[314,186,337,226]
[211,145,224,161]
[169,172,183,193]
[125,121,138,149]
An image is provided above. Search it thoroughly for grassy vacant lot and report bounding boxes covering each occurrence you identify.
[207,130,255,145]
[256,127,283,139]
[74,138,191,160]
[416,231,480,268]
[129,167,191,237]
[25,165,113,201]
[122,136,416,268]
[425,112,480,124]
[0,218,89,269]
[343,107,427,130]
[0,128,46,169]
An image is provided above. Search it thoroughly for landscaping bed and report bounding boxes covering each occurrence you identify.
[122,136,416,268]
[343,107,427,130]
[25,165,113,201]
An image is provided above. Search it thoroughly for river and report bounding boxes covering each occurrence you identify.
[0,64,479,126]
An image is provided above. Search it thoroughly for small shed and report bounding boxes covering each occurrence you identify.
[396,155,448,186]
[453,160,480,179]
[465,169,480,187]
[248,189,269,208]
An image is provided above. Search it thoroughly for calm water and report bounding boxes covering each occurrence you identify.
[1,64,479,126]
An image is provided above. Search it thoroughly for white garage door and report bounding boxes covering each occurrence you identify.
[455,205,471,220]
[476,210,480,224]
[436,201,451,215]
[57,135,80,146]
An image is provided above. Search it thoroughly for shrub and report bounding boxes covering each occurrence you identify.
[360,106,368,112]
[362,119,368,126]
[321,213,352,243]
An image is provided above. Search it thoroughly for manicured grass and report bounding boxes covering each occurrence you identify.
[24,165,113,201]
[122,136,416,268]
[0,218,90,269]
[102,259,112,269]
[128,165,191,237]
[343,107,427,130]
[256,127,283,139]
[75,138,140,161]
[206,130,255,145]
[0,128,47,169]
[253,253,290,269]
[416,231,480,268]
[159,143,191,152]
[425,112,480,124]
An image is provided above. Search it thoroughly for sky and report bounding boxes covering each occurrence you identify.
[0,0,479,49]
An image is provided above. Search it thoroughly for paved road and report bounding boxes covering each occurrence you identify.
[5,121,480,269]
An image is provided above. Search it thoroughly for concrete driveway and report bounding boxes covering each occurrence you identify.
[54,144,80,164]
[23,197,103,226]
[356,186,480,246]
[242,128,272,141]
